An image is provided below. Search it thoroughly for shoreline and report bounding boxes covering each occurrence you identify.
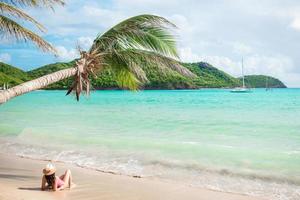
[17,153,299,186]
[29,87,290,91]
[0,153,265,200]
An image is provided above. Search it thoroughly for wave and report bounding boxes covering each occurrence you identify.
[145,159,300,185]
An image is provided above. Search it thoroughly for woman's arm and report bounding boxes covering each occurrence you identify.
[53,178,58,191]
[41,175,46,191]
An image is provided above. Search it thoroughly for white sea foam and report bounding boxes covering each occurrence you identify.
[285,150,300,155]
[0,138,299,200]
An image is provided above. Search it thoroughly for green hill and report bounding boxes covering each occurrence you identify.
[26,61,241,89]
[0,61,286,89]
[185,62,241,88]
[0,62,30,86]
[27,61,196,89]
[240,75,287,88]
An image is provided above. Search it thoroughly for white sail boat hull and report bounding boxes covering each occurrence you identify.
[231,58,252,93]
[230,87,252,93]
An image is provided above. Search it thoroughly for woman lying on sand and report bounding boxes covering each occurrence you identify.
[41,163,74,191]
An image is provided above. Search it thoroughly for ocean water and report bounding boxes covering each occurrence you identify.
[0,89,300,199]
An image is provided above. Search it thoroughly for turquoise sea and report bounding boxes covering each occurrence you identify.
[0,89,299,199]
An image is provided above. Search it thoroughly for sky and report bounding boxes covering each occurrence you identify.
[1,0,300,87]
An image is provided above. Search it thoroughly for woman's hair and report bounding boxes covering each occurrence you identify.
[45,173,56,188]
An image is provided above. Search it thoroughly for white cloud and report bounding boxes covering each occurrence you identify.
[170,14,191,31]
[280,73,300,88]
[179,47,201,62]
[243,55,296,87]
[55,46,79,61]
[245,55,294,75]
[179,47,239,75]
[82,5,125,27]
[233,42,253,55]
[77,36,93,50]
[290,16,300,31]
[115,0,184,10]
[0,53,11,63]
[31,3,126,37]
[55,36,93,60]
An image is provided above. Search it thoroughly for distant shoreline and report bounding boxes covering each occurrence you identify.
[34,87,290,91]
[1,61,287,90]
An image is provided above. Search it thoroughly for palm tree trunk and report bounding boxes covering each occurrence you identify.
[0,67,77,104]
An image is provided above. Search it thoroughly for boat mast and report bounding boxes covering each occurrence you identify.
[242,58,245,88]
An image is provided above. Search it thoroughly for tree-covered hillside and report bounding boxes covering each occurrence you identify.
[241,75,287,88]
[0,62,30,86]
[27,61,192,89]
[26,61,241,89]
[185,62,240,88]
[0,61,286,89]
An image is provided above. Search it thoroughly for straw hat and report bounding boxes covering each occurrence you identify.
[43,162,56,175]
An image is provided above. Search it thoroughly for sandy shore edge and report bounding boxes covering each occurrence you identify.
[0,153,266,200]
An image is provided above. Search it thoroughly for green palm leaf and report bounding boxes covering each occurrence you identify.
[1,0,64,8]
[84,14,195,91]
[91,15,178,57]
[0,0,64,53]
[0,2,45,31]
[0,15,55,52]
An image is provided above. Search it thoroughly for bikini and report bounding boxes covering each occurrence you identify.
[56,177,65,188]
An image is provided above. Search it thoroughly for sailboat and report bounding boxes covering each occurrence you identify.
[265,77,271,91]
[231,58,251,93]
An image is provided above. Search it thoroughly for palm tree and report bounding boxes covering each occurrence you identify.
[0,0,64,52]
[0,14,195,104]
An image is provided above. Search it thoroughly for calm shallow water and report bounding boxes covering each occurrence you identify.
[0,89,300,199]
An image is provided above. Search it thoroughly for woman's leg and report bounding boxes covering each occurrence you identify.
[62,169,72,188]
[59,174,65,180]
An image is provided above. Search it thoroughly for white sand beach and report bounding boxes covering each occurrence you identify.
[0,153,266,200]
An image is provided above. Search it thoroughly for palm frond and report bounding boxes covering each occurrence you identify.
[90,15,195,78]
[1,0,64,8]
[129,49,195,78]
[0,15,56,52]
[107,49,196,80]
[103,48,196,90]
[104,52,144,90]
[67,15,195,99]
[112,67,140,90]
[91,14,178,58]
[0,2,45,31]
